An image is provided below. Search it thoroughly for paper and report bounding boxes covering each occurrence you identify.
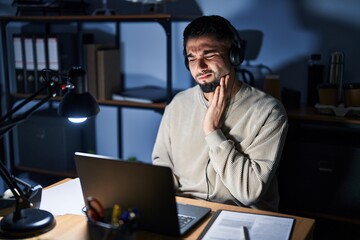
[201,210,294,240]
[40,178,85,216]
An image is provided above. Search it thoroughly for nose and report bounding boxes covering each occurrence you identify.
[196,58,208,71]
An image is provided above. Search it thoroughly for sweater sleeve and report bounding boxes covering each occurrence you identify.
[205,102,288,207]
[152,106,180,189]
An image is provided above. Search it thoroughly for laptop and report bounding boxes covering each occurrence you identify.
[74,152,211,237]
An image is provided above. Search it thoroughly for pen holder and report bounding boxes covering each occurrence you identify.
[84,208,137,240]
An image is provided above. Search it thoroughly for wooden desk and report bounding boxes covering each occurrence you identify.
[26,179,315,240]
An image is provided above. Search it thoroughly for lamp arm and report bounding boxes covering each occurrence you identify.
[0,94,52,138]
[0,67,98,237]
[0,84,49,123]
[0,79,60,138]
[0,161,31,211]
[0,76,59,216]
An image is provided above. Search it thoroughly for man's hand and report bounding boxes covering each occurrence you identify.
[202,75,230,135]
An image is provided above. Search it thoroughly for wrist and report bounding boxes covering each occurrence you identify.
[205,129,227,149]
[203,126,216,135]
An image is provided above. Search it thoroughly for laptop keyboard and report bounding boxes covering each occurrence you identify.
[178,214,196,229]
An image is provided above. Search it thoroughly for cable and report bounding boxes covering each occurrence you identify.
[205,158,211,201]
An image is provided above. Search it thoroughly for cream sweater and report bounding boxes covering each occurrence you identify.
[152,82,288,211]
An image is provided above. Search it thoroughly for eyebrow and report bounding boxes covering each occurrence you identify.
[186,49,219,58]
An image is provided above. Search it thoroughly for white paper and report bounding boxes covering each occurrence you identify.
[40,178,85,216]
[201,210,294,240]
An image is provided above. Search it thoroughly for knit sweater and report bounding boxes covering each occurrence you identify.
[152,82,288,211]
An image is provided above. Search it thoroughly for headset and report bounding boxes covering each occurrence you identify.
[184,16,246,70]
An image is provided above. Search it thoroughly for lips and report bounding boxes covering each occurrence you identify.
[197,73,212,82]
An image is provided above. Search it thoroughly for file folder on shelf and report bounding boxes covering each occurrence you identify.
[12,35,25,93]
[47,36,60,74]
[35,36,47,89]
[47,34,79,95]
[24,36,36,93]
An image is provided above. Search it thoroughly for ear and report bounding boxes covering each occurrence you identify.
[183,49,189,71]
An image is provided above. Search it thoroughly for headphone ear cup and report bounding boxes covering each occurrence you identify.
[229,44,241,66]
[229,42,245,66]
[238,39,246,65]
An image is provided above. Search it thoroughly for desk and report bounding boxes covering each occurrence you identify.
[24,179,315,240]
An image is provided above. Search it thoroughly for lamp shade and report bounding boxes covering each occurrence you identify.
[58,91,100,118]
[58,67,100,119]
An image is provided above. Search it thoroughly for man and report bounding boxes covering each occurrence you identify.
[152,15,288,212]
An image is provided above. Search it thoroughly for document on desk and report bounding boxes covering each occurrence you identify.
[40,178,85,216]
[199,210,294,240]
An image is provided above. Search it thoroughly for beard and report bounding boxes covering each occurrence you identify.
[198,79,220,93]
[196,70,222,93]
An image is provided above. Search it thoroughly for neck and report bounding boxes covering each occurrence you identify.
[230,80,242,98]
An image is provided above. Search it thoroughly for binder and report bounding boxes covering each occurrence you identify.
[57,33,78,76]
[47,33,78,82]
[96,48,121,100]
[24,36,36,93]
[12,35,25,93]
[47,36,60,72]
[35,36,47,89]
[46,33,87,96]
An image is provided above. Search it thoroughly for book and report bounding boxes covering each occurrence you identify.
[199,210,294,240]
[96,48,121,100]
[112,86,174,103]
[84,43,114,99]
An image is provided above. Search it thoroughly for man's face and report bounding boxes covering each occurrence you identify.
[185,36,232,92]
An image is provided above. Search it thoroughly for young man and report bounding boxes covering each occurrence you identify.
[152,15,288,212]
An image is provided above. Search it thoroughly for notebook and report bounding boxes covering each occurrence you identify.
[74,152,211,236]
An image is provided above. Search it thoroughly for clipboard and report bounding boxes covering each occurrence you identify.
[199,209,294,240]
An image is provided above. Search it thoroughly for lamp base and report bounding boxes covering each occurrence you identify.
[0,208,55,238]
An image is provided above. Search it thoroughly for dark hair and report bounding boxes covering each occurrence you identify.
[183,15,235,50]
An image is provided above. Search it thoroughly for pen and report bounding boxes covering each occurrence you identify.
[111,204,121,226]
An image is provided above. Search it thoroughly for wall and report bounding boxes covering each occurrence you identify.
[1,0,360,164]
[118,0,360,162]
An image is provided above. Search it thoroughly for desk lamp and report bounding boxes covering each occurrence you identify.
[0,66,100,238]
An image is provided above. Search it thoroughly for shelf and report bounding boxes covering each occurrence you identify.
[11,93,167,110]
[99,99,166,110]
[14,165,77,179]
[280,208,360,225]
[286,106,360,126]
[0,14,198,23]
